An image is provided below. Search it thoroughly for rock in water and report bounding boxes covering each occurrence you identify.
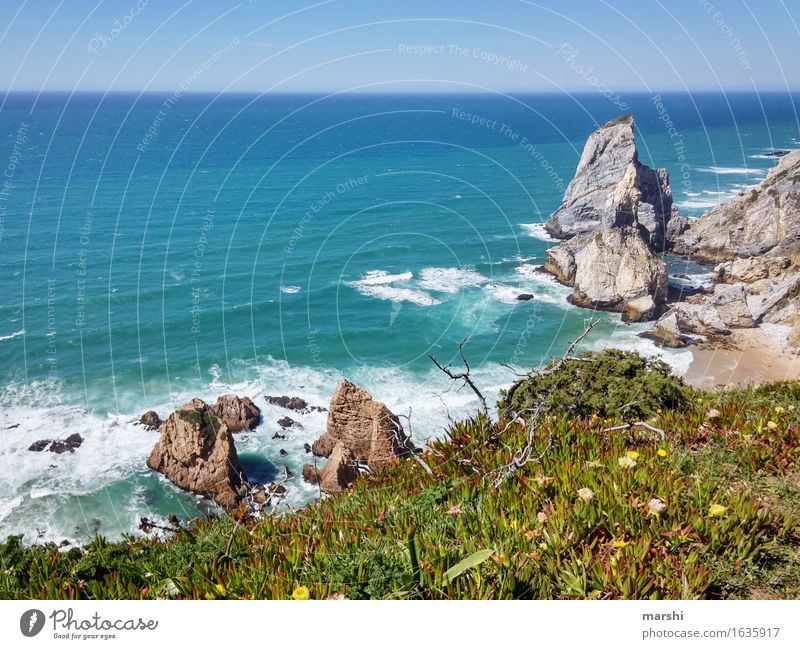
[265,395,323,413]
[139,410,163,431]
[211,394,261,432]
[544,115,677,250]
[146,398,245,508]
[643,310,690,348]
[553,227,667,317]
[277,416,302,430]
[673,150,800,264]
[311,379,415,472]
[28,433,84,454]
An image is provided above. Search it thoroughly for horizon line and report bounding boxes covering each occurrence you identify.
[2,88,800,95]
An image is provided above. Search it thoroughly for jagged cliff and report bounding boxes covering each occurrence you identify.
[545,114,683,251]
[673,150,800,264]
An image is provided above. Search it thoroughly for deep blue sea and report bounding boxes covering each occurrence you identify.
[1,91,798,543]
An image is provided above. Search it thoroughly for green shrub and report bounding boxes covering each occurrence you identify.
[498,349,693,421]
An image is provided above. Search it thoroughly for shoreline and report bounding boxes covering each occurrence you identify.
[682,326,800,389]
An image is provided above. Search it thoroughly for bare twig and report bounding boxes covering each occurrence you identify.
[396,407,434,477]
[430,338,489,417]
[602,421,665,440]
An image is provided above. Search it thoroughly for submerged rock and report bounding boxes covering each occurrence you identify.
[311,379,415,472]
[544,115,678,250]
[146,398,245,509]
[265,395,325,413]
[211,394,261,432]
[277,416,303,430]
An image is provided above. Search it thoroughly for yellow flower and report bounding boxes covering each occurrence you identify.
[626,450,639,461]
[774,406,785,415]
[656,408,662,415]
[766,420,778,430]
[215,583,227,597]
[657,448,668,458]
[292,586,311,600]
[708,504,728,518]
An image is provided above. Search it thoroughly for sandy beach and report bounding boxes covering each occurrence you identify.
[683,326,800,389]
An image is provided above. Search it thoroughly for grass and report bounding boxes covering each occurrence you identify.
[1,366,799,600]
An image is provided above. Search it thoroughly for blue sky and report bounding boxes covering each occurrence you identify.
[0,0,798,92]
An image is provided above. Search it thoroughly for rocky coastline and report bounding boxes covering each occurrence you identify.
[540,115,800,382]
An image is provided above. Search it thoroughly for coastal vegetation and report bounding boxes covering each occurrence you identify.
[2,350,798,600]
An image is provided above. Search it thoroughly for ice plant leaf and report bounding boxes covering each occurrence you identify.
[442,548,494,585]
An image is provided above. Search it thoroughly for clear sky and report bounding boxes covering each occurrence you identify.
[0,0,798,93]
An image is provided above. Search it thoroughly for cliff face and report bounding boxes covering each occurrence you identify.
[674,150,800,264]
[545,115,677,251]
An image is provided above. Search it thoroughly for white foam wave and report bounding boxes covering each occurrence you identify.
[0,329,25,342]
[417,267,487,293]
[520,223,557,242]
[0,496,22,523]
[677,198,724,210]
[696,166,767,175]
[355,270,413,286]
[348,270,440,306]
[280,285,301,294]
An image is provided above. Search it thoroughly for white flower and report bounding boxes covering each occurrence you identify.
[647,498,667,516]
[618,455,637,469]
[577,487,594,502]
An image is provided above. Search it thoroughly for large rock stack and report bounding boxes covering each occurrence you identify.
[545,114,681,251]
[541,115,679,322]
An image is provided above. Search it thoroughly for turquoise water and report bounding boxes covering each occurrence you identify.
[0,91,798,543]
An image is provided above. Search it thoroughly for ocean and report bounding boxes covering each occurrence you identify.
[0,91,798,543]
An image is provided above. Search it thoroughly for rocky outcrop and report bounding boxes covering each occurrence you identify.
[311,379,414,472]
[139,411,163,431]
[547,227,667,318]
[28,433,84,454]
[211,394,260,432]
[673,150,800,264]
[544,115,677,250]
[303,442,358,494]
[146,398,245,509]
